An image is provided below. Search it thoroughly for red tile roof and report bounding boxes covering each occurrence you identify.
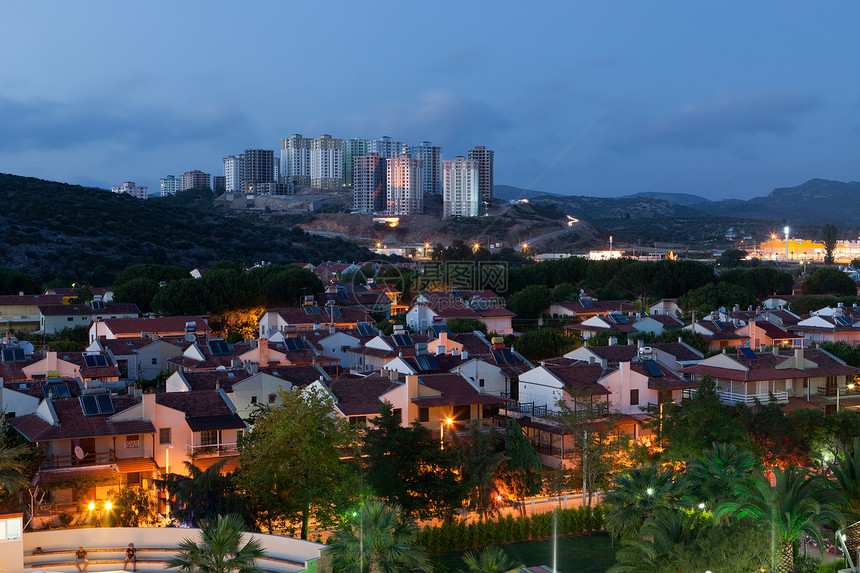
[39,303,139,316]
[328,377,401,416]
[553,300,639,314]
[413,373,510,407]
[681,349,860,382]
[258,365,327,386]
[101,316,211,336]
[544,363,613,396]
[0,294,61,306]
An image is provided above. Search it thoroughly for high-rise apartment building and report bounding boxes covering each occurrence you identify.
[442,157,479,217]
[280,134,311,187]
[212,176,226,191]
[242,149,275,192]
[223,154,244,192]
[310,134,343,189]
[179,170,211,191]
[467,145,494,203]
[369,136,405,159]
[342,138,369,187]
[386,156,423,215]
[160,175,179,197]
[111,181,148,199]
[353,154,386,213]
[408,141,442,195]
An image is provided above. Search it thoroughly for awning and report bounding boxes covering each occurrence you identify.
[187,413,246,432]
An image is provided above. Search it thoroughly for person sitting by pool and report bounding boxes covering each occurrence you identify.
[124,543,137,571]
[74,546,88,572]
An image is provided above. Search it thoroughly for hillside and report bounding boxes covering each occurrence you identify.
[0,174,376,285]
[692,179,860,224]
[625,191,711,206]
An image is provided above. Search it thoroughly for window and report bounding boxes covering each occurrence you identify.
[392,408,402,422]
[630,389,640,406]
[152,358,158,365]
[127,471,141,485]
[199,429,219,446]
[453,405,471,421]
[67,317,73,322]
[251,396,257,404]
[349,416,367,425]
[125,435,140,448]
[479,378,485,388]
[419,407,429,422]
[268,394,277,404]
[159,428,171,445]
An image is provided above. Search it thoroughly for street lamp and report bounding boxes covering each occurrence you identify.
[836,382,856,412]
[165,444,174,476]
[440,417,454,449]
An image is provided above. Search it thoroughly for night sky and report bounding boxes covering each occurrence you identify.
[2,1,857,200]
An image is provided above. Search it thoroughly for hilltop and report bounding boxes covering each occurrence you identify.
[0,173,376,285]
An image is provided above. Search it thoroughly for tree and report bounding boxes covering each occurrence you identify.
[802,267,857,297]
[112,277,160,313]
[514,329,575,361]
[454,421,505,519]
[654,376,749,461]
[677,282,756,314]
[109,485,156,527]
[499,419,542,513]
[719,267,794,299]
[0,442,30,500]
[684,443,757,509]
[159,459,250,527]
[460,546,523,573]
[717,466,844,573]
[0,267,41,295]
[715,249,748,268]
[826,438,860,559]
[361,404,464,520]
[446,317,488,335]
[603,465,684,540]
[167,513,265,573]
[555,392,629,507]
[507,284,552,319]
[609,508,700,573]
[236,387,359,538]
[821,224,839,265]
[322,500,430,573]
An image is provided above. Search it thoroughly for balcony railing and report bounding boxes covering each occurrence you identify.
[716,389,788,405]
[186,442,238,457]
[817,386,860,399]
[40,450,116,471]
[533,442,578,460]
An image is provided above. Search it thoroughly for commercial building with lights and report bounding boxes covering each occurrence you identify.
[442,156,479,217]
[159,175,179,197]
[408,141,443,195]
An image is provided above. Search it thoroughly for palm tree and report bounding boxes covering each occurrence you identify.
[323,500,430,573]
[827,438,860,561]
[604,465,684,539]
[717,466,845,573]
[0,442,31,496]
[460,546,523,573]
[684,442,757,509]
[167,513,265,573]
[609,509,699,573]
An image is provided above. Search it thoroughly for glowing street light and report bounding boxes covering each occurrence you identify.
[473,242,481,252]
[784,226,790,260]
[104,500,112,511]
[646,488,654,496]
[88,501,95,511]
[440,417,454,449]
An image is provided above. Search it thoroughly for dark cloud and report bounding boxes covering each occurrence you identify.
[611,89,820,150]
[0,95,249,152]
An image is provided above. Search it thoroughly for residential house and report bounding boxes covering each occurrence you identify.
[89,316,211,343]
[648,299,682,318]
[791,314,860,346]
[258,303,369,337]
[40,303,140,334]
[545,296,638,322]
[165,338,252,373]
[0,294,62,331]
[22,351,120,386]
[632,314,685,336]
[313,376,405,426]
[685,319,748,352]
[681,347,860,408]
[86,337,185,381]
[44,287,113,304]
[736,320,805,349]
[407,292,515,335]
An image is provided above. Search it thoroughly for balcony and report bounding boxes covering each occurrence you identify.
[186,442,238,457]
[41,450,116,471]
[817,385,860,399]
[716,389,788,405]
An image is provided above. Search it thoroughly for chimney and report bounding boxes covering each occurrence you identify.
[389,369,399,382]
[678,336,683,343]
[142,392,155,421]
[609,337,617,346]
[439,331,448,346]
[733,304,739,312]
[773,346,779,356]
[452,347,459,357]
[637,339,644,349]
[435,344,444,356]
[589,356,595,364]
[215,381,220,390]
[47,351,58,372]
[462,350,469,360]
[795,347,804,368]
[259,338,269,365]
[19,291,23,296]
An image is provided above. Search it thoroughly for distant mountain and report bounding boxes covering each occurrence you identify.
[691,179,860,224]
[493,185,559,201]
[529,194,698,220]
[624,191,711,206]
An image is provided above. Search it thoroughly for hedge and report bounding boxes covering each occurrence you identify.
[414,505,605,555]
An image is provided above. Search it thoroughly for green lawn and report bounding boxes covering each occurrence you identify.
[430,533,618,573]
